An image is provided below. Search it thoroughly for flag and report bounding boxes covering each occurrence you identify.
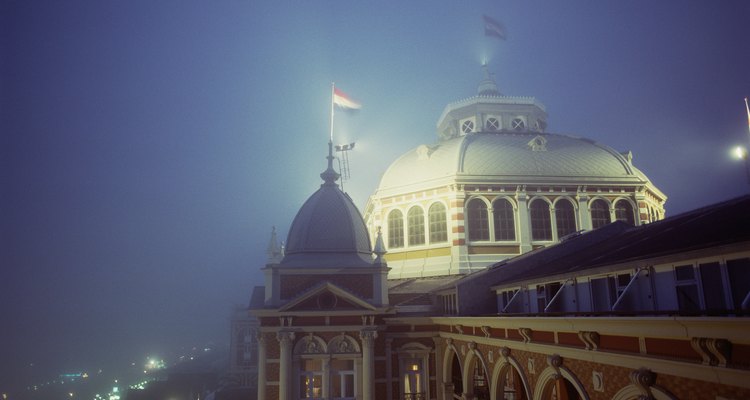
[333,88,362,110]
[483,14,507,40]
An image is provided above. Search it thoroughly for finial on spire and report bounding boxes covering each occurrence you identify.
[267,226,283,263]
[373,226,387,266]
[477,63,501,96]
[320,141,341,186]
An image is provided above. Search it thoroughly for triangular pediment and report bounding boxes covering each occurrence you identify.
[279,281,377,312]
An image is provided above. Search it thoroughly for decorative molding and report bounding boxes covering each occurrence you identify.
[454,325,464,335]
[691,337,732,367]
[499,346,511,360]
[519,327,532,343]
[547,354,563,380]
[629,367,657,398]
[578,331,600,351]
[481,325,491,338]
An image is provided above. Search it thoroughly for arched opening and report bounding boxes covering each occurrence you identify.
[450,352,463,399]
[534,365,588,400]
[407,206,426,246]
[428,202,448,243]
[387,209,404,248]
[493,363,528,400]
[529,199,552,241]
[590,199,611,229]
[492,198,516,241]
[467,198,490,241]
[463,352,490,400]
[554,199,577,238]
[614,200,635,225]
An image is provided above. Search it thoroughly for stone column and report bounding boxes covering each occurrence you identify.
[385,338,393,400]
[516,189,532,253]
[322,358,331,399]
[277,331,295,400]
[360,330,378,400]
[257,333,267,400]
[432,337,445,400]
[576,192,591,231]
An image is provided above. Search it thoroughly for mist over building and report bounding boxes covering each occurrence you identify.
[228,67,750,399]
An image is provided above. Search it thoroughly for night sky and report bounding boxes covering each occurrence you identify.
[2,0,749,392]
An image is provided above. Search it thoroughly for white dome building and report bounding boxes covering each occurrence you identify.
[363,66,666,279]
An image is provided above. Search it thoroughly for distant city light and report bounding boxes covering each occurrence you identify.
[733,145,747,160]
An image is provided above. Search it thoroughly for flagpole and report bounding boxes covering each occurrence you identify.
[330,82,335,144]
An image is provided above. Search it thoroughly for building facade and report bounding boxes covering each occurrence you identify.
[235,69,749,400]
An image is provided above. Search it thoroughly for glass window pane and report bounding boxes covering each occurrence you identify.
[387,210,404,248]
[727,258,750,309]
[468,199,489,241]
[615,200,635,225]
[493,199,516,241]
[676,284,701,311]
[407,207,425,246]
[530,200,552,241]
[590,200,610,229]
[428,203,448,243]
[675,265,694,281]
[554,200,576,238]
[699,262,725,310]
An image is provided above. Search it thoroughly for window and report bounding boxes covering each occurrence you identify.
[590,199,610,229]
[498,289,518,312]
[492,198,516,241]
[590,273,630,311]
[402,358,425,400]
[511,117,525,131]
[407,207,425,246]
[428,203,448,243]
[467,199,489,241]
[536,282,562,312]
[331,359,355,400]
[441,293,458,315]
[554,199,577,238]
[614,199,635,225]
[727,258,750,310]
[529,199,552,241]
[485,117,500,131]
[461,119,475,133]
[472,362,489,400]
[675,265,700,312]
[299,359,324,399]
[387,210,404,248]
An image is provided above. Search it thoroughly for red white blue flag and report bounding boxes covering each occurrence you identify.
[333,88,362,110]
[483,15,507,40]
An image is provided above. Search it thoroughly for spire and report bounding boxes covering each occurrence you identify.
[320,141,341,186]
[477,63,501,96]
[266,226,283,263]
[373,226,387,266]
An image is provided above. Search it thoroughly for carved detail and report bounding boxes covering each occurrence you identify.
[276,331,295,345]
[691,337,732,367]
[499,346,511,359]
[455,325,464,335]
[518,327,532,343]
[547,354,563,380]
[578,331,600,351]
[480,326,491,338]
[629,367,656,398]
[468,341,477,351]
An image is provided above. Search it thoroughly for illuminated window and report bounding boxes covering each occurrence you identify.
[529,199,552,241]
[299,359,324,400]
[485,117,500,131]
[511,117,525,131]
[467,199,489,241]
[492,198,515,241]
[401,359,425,400]
[461,120,475,133]
[614,199,635,225]
[428,203,448,243]
[407,206,425,246]
[554,199,577,238]
[387,210,404,248]
[590,199,610,229]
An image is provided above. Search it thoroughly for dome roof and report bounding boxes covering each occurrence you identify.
[375,132,648,194]
[282,148,374,268]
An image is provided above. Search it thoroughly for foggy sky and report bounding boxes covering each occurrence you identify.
[2,0,749,392]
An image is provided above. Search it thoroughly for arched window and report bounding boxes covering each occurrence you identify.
[590,199,611,229]
[492,198,516,241]
[428,203,448,243]
[467,199,489,241]
[615,200,635,225]
[530,199,552,241]
[387,210,404,248]
[555,199,577,238]
[407,206,425,246]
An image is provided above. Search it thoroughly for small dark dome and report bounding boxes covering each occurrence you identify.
[283,179,374,268]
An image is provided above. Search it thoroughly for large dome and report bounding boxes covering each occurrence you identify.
[375,131,646,196]
[282,151,374,268]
